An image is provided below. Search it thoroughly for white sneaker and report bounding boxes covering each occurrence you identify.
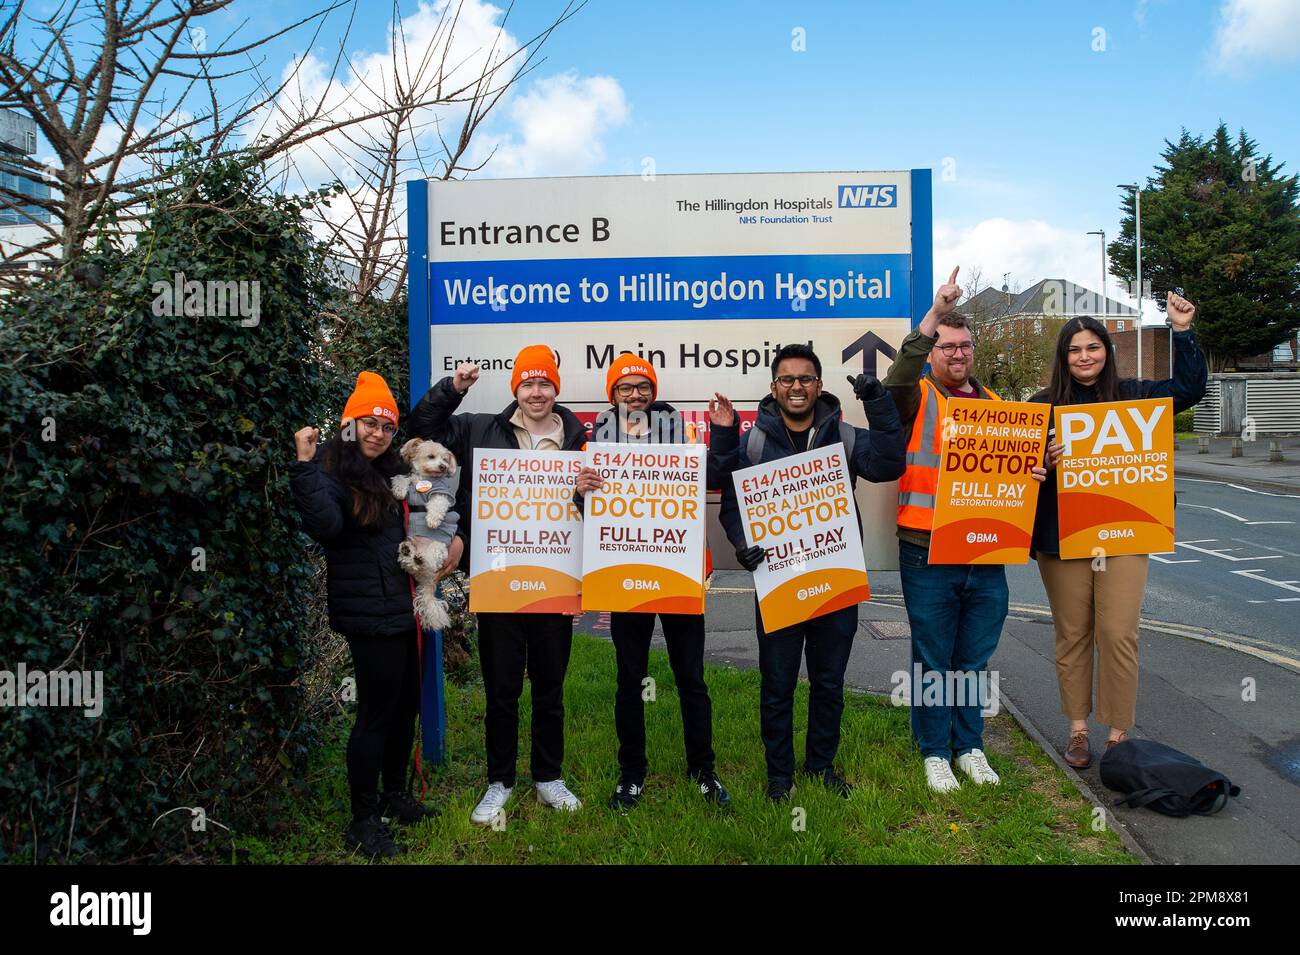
[924,756,962,793]
[470,782,511,826]
[956,748,1001,786]
[535,778,582,811]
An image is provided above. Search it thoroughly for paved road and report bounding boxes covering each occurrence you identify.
[575,478,1300,862]
[850,476,1300,664]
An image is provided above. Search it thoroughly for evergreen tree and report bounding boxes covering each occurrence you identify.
[1109,124,1300,370]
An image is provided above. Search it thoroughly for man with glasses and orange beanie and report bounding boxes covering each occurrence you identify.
[409,345,588,825]
[573,354,739,812]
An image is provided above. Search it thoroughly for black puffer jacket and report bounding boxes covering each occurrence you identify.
[718,388,906,550]
[289,444,415,639]
[408,376,588,571]
[1029,327,1208,556]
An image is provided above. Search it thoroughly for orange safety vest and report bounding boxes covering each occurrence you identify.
[897,378,1000,531]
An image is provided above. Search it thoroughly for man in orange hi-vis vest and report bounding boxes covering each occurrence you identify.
[884,267,1047,794]
[574,354,738,813]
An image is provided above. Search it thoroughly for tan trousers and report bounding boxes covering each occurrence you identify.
[1036,553,1148,730]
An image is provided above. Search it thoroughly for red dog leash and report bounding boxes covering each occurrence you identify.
[402,500,428,799]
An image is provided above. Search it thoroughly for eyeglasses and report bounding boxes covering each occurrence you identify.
[357,416,396,436]
[614,382,654,396]
[935,343,974,356]
[774,375,820,388]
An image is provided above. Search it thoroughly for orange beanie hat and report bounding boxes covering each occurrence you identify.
[606,352,658,402]
[341,371,399,427]
[510,345,561,396]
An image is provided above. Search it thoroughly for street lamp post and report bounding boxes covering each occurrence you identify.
[1119,184,1142,376]
[1086,230,1106,317]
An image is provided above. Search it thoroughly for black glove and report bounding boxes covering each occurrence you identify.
[735,545,766,572]
[846,373,885,402]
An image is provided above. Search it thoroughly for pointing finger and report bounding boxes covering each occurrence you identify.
[948,266,959,285]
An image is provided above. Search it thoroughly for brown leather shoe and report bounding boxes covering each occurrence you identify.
[1105,731,1129,752]
[1064,731,1092,768]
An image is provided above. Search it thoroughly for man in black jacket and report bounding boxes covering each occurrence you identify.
[718,343,906,801]
[573,353,738,812]
[408,344,587,825]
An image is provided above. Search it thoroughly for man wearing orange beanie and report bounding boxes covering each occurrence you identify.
[409,344,587,825]
[574,354,739,812]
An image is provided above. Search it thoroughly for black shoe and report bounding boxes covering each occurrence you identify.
[806,767,853,799]
[344,815,405,859]
[766,779,793,802]
[607,776,645,812]
[379,790,437,826]
[691,771,732,807]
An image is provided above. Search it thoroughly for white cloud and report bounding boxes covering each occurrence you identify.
[1210,0,1300,72]
[935,217,1165,324]
[247,0,627,189]
[470,71,629,177]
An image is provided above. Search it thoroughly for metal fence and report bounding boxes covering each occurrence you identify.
[1194,373,1300,436]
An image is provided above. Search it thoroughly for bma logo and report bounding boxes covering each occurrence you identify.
[837,184,897,208]
[621,578,661,591]
[509,579,547,592]
[1098,528,1135,541]
[796,582,832,601]
[966,532,998,544]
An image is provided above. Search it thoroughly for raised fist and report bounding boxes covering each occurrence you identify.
[294,426,320,462]
[452,362,481,394]
[846,373,885,402]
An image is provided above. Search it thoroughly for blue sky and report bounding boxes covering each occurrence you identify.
[23,0,1300,316]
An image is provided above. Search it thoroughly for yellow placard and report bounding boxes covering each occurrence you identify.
[1054,397,1175,559]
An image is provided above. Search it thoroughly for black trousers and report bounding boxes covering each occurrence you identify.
[754,601,858,785]
[611,611,715,780]
[477,612,574,787]
[344,629,421,820]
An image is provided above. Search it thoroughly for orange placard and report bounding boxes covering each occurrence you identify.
[1054,397,1175,559]
[733,444,870,633]
[580,444,707,613]
[468,449,584,613]
[928,399,1050,564]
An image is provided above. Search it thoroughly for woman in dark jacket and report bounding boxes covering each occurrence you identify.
[290,371,452,858]
[1031,293,1207,770]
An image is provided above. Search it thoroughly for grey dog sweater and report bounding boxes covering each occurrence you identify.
[403,472,459,545]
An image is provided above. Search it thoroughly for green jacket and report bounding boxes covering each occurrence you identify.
[883,327,997,548]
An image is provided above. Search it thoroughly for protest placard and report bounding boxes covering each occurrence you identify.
[733,443,870,632]
[1055,397,1175,559]
[581,443,707,613]
[468,448,583,613]
[928,398,1050,564]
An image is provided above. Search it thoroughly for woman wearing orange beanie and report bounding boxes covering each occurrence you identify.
[290,371,457,858]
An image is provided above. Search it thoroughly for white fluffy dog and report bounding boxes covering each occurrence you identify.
[391,439,460,632]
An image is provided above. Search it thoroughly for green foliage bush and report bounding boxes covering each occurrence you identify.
[0,154,349,861]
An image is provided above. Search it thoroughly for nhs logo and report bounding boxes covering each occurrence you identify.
[837,184,897,208]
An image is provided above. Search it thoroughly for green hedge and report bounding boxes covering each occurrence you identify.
[0,155,350,861]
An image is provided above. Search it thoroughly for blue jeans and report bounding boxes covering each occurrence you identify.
[754,600,858,784]
[898,540,1009,759]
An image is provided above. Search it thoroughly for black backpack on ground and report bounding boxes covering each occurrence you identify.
[1100,739,1240,817]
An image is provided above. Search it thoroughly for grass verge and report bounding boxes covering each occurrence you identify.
[237,634,1135,864]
